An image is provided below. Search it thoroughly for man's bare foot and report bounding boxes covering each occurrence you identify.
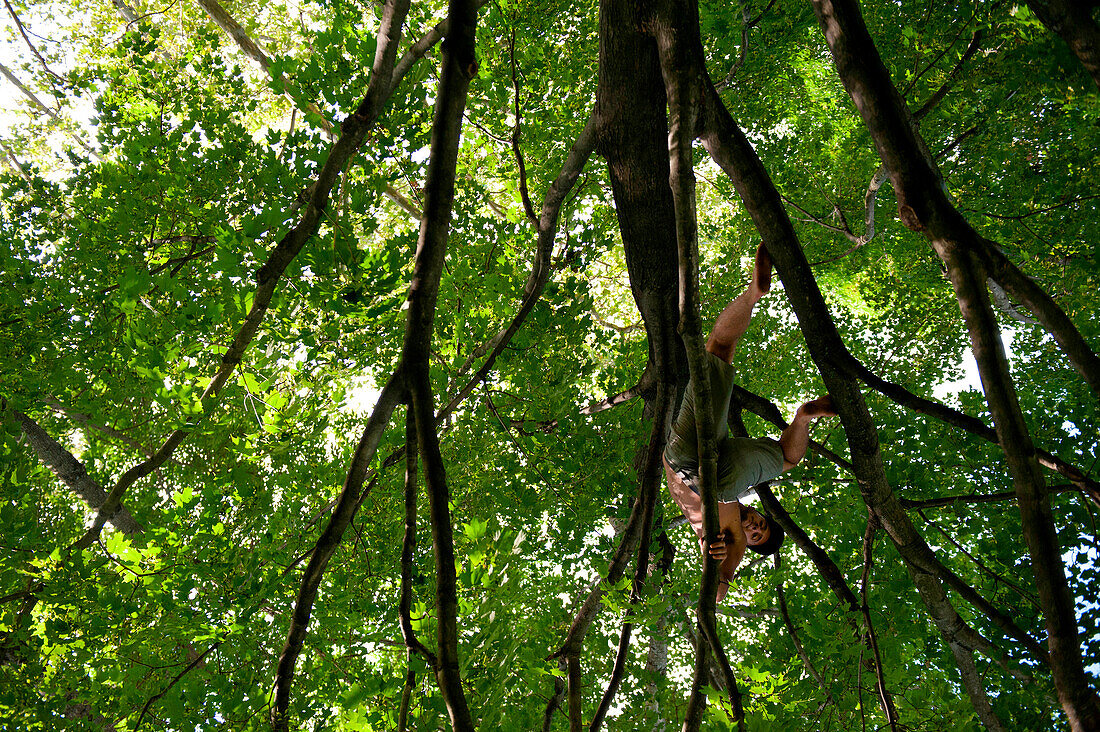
[798,395,837,419]
[752,242,772,295]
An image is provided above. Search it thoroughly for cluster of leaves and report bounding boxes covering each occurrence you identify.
[1,0,1097,729]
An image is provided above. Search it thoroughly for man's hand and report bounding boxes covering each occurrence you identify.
[707,531,728,561]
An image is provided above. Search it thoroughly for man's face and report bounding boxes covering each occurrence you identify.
[741,506,771,546]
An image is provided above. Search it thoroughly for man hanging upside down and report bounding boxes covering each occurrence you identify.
[664,244,836,602]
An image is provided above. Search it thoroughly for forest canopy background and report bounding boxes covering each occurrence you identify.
[1,0,1098,729]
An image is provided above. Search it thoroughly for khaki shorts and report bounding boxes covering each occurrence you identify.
[664,352,784,501]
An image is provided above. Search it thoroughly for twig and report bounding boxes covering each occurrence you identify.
[774,554,838,711]
[134,637,224,730]
[859,512,899,731]
[506,21,537,225]
[916,508,1040,609]
[3,0,66,85]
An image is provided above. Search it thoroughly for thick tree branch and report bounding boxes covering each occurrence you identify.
[655,8,744,726]
[9,405,142,535]
[809,0,1099,724]
[399,406,438,666]
[1025,0,1100,91]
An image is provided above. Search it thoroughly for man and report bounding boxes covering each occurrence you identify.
[664,244,835,602]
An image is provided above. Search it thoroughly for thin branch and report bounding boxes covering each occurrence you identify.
[588,382,669,732]
[775,555,839,711]
[960,193,1100,222]
[72,0,415,554]
[435,111,598,425]
[911,29,984,121]
[3,0,65,84]
[580,383,644,415]
[0,60,94,155]
[859,512,899,732]
[0,137,32,181]
[43,396,158,459]
[916,508,1041,610]
[715,0,779,90]
[272,373,406,730]
[507,23,538,226]
[134,638,223,731]
[899,485,1085,510]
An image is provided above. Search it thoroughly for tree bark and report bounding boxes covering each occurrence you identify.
[653,3,745,725]
[11,407,142,535]
[808,0,1100,725]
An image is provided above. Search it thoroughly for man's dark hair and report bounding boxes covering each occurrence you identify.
[746,513,785,555]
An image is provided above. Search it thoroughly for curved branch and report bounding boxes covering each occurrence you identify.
[859,513,900,732]
[715,0,779,90]
[436,111,598,424]
[73,0,414,554]
[3,0,65,85]
[271,372,406,730]
[507,25,538,226]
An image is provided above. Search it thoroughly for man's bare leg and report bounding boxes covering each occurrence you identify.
[706,243,773,363]
[780,396,837,471]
